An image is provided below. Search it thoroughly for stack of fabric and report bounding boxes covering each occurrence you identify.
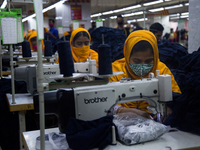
[90,27,127,62]
[158,40,200,135]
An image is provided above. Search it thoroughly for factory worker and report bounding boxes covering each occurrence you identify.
[109,30,181,119]
[56,28,98,67]
[28,30,45,52]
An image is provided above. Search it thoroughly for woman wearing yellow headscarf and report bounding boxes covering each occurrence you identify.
[28,30,45,52]
[110,30,181,119]
[56,28,98,67]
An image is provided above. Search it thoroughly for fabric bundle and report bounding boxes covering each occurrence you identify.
[90,27,127,62]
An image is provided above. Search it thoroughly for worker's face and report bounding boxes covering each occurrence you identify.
[129,49,154,64]
[49,20,54,27]
[154,31,163,41]
[117,17,124,26]
[73,35,89,47]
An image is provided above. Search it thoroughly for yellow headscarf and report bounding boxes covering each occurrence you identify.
[57,28,98,67]
[110,30,181,111]
[28,30,45,52]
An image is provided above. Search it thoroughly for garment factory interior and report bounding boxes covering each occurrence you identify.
[0,0,200,150]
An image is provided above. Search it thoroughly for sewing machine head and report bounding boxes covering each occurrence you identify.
[14,59,97,95]
[34,74,172,133]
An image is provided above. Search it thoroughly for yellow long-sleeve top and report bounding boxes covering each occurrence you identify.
[109,30,181,112]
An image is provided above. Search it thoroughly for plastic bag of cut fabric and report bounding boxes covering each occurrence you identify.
[113,112,168,145]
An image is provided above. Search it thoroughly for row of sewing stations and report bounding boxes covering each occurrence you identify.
[1,2,200,150]
[3,33,200,149]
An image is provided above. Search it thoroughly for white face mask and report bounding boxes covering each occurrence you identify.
[129,63,154,76]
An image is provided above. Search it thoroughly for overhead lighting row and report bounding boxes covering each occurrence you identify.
[169,12,189,20]
[91,4,142,17]
[22,0,66,22]
[127,18,148,23]
[91,1,189,18]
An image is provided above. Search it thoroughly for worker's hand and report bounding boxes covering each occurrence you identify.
[46,31,52,35]
[134,109,153,120]
[162,107,173,123]
[153,107,173,123]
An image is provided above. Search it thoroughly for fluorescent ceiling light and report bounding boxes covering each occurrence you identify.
[102,19,105,21]
[134,11,143,15]
[91,13,102,18]
[164,0,171,1]
[165,4,183,10]
[113,8,126,13]
[169,13,180,17]
[170,16,180,20]
[42,0,66,13]
[185,3,189,6]
[122,13,134,17]
[181,12,189,16]
[102,11,113,15]
[22,0,66,22]
[149,7,164,12]
[137,18,148,22]
[127,19,136,23]
[110,16,117,19]
[143,0,163,6]
[125,4,141,10]
[22,14,36,22]
[122,11,143,18]
[1,0,7,8]
[180,15,189,18]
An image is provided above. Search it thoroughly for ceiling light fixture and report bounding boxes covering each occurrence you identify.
[125,4,141,10]
[181,12,189,16]
[165,4,183,10]
[113,8,126,13]
[169,13,180,17]
[22,0,66,22]
[0,0,7,8]
[180,15,189,18]
[143,0,163,7]
[91,13,102,18]
[110,16,117,19]
[137,18,148,22]
[102,11,113,15]
[185,3,189,6]
[170,16,180,20]
[122,13,134,17]
[149,7,164,12]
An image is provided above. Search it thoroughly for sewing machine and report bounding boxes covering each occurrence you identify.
[14,59,97,95]
[34,73,172,133]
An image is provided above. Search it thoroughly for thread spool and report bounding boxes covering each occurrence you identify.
[58,41,75,77]
[98,44,112,75]
[44,40,52,57]
[22,40,32,57]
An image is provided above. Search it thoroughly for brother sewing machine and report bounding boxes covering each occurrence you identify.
[14,59,97,95]
[34,72,172,133]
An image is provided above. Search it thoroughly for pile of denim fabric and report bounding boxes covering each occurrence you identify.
[158,40,200,135]
[90,27,127,62]
[0,78,27,149]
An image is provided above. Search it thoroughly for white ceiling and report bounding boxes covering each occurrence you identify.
[0,0,189,20]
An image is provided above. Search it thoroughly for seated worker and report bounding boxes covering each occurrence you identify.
[28,30,45,52]
[110,30,181,119]
[25,29,35,40]
[149,22,164,42]
[56,28,98,67]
